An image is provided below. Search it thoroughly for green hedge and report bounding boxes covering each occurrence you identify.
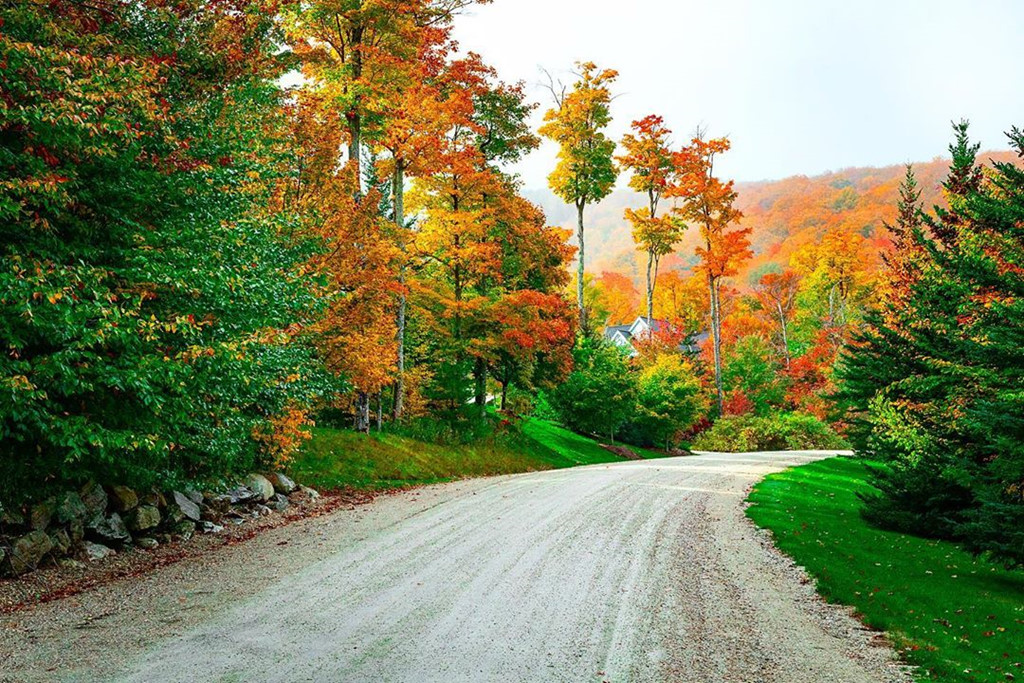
[692,413,848,452]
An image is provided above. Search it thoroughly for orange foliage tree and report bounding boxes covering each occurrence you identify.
[673,134,751,414]
[753,270,801,367]
[618,115,686,320]
[588,272,641,326]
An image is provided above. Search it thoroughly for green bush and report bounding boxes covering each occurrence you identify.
[548,337,635,441]
[621,354,705,449]
[692,413,848,452]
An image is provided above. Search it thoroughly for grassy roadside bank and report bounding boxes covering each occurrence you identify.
[289,418,666,492]
[746,456,1024,683]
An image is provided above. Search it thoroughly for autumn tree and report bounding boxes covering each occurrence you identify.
[482,290,575,411]
[618,115,685,320]
[0,0,329,498]
[409,56,550,415]
[376,31,470,420]
[652,271,708,333]
[588,272,641,327]
[673,134,751,414]
[790,229,875,354]
[753,270,801,366]
[539,62,619,331]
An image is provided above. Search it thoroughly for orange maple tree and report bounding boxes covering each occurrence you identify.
[673,134,752,414]
[618,115,686,321]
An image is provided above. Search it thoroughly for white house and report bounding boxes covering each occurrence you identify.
[603,316,707,357]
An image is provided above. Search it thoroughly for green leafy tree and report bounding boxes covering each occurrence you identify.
[0,0,329,500]
[722,336,786,415]
[630,354,705,449]
[838,121,1024,565]
[539,62,619,331]
[549,338,635,442]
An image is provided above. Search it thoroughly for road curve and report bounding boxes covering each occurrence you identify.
[2,452,911,683]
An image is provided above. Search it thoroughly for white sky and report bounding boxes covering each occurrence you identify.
[452,0,1024,188]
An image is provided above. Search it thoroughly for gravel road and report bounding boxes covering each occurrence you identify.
[1,451,912,683]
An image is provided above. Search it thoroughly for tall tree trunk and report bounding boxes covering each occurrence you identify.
[376,391,383,431]
[709,274,724,415]
[576,200,586,333]
[500,380,508,412]
[777,302,790,367]
[355,392,370,434]
[646,189,658,322]
[392,160,406,421]
[645,250,655,321]
[473,356,486,416]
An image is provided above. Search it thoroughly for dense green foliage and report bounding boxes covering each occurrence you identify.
[748,457,1024,683]
[837,124,1024,565]
[691,413,847,452]
[546,337,705,448]
[547,337,636,440]
[627,354,704,448]
[0,1,330,501]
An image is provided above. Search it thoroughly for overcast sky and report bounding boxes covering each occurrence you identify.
[452,0,1023,189]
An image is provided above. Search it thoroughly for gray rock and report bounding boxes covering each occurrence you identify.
[81,541,115,562]
[109,485,139,512]
[80,482,108,516]
[135,537,159,549]
[126,505,161,532]
[55,491,88,524]
[0,506,26,528]
[266,473,297,495]
[185,490,204,506]
[141,490,167,509]
[58,557,86,570]
[270,494,290,512]
[68,518,85,543]
[170,520,196,542]
[86,512,131,546]
[29,497,55,531]
[245,474,275,503]
[255,505,272,517]
[198,520,224,534]
[290,485,321,504]
[169,491,201,522]
[49,528,72,556]
[222,487,256,505]
[8,530,53,575]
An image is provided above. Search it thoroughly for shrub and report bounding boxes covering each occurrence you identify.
[692,413,848,452]
[622,354,706,449]
[548,337,635,441]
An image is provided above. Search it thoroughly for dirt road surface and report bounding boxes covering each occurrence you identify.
[1,451,911,682]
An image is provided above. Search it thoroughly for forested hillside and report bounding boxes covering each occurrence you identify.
[530,151,1021,291]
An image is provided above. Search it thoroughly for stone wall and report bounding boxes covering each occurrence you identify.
[0,473,318,578]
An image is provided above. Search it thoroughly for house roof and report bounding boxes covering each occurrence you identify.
[603,323,633,341]
[603,317,709,355]
[631,316,671,334]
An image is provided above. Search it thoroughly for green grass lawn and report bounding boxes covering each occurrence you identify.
[519,418,665,464]
[290,418,669,492]
[747,456,1024,683]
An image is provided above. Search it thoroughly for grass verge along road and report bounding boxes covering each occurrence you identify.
[747,457,1024,683]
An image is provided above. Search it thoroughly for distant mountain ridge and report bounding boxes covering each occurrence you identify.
[527,150,1021,287]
